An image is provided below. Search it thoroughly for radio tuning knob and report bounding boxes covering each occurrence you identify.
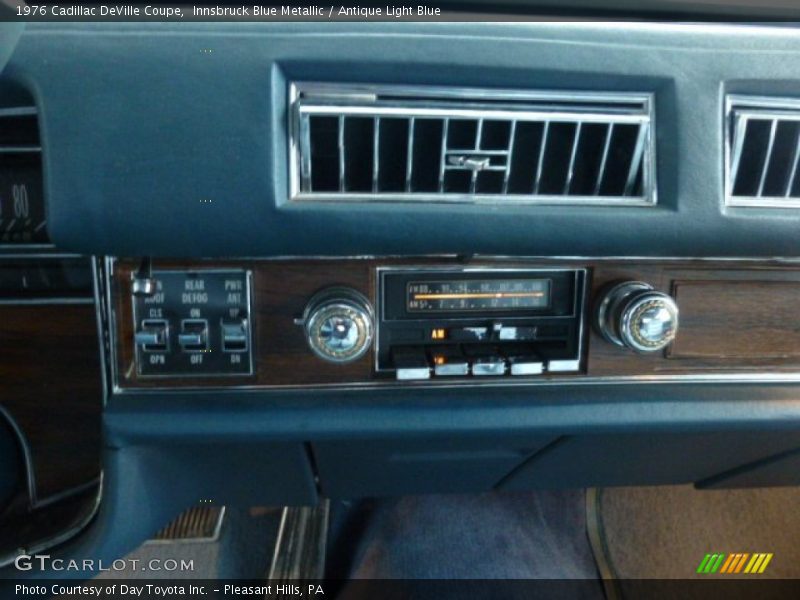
[595,281,679,353]
[300,288,374,363]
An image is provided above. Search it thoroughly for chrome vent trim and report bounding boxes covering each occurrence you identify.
[726,95,800,208]
[289,83,656,207]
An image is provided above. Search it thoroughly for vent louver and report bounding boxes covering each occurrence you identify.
[290,83,656,206]
[726,95,800,208]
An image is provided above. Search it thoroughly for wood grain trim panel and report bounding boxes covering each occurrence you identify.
[670,280,800,360]
[0,304,102,500]
[111,258,800,388]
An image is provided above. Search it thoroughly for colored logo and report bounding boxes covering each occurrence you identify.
[697,553,773,575]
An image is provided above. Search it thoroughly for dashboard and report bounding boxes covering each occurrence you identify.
[4,19,800,572]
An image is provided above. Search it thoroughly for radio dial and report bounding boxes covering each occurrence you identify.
[596,281,679,353]
[302,288,374,363]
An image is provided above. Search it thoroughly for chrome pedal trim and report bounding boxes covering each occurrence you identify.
[268,500,330,580]
[148,505,225,544]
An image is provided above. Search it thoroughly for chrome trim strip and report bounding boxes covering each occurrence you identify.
[0,146,41,153]
[295,82,651,106]
[594,124,614,196]
[405,116,415,192]
[114,254,800,263]
[34,476,101,511]
[298,107,312,192]
[0,106,37,117]
[785,129,800,197]
[623,121,648,197]
[438,118,449,193]
[564,122,582,195]
[756,119,778,198]
[533,121,549,195]
[299,104,650,124]
[337,115,345,192]
[470,118,484,193]
[0,243,56,251]
[727,114,747,201]
[291,192,656,207]
[0,475,103,569]
[105,257,123,395]
[0,297,94,305]
[288,82,302,200]
[0,251,80,259]
[0,404,37,507]
[734,108,800,121]
[372,117,380,193]
[110,371,800,395]
[502,120,517,195]
[725,196,800,209]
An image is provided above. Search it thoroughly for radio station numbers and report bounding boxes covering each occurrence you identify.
[407,279,551,312]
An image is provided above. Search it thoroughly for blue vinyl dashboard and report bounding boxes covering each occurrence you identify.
[4,20,800,575]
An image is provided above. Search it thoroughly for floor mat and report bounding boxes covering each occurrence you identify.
[328,490,603,589]
[597,485,800,581]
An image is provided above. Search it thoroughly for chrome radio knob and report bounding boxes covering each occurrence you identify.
[596,281,679,353]
[302,288,374,363]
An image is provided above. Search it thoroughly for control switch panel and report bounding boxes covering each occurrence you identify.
[133,270,253,377]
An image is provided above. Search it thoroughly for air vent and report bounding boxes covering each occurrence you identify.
[726,95,800,208]
[290,83,656,206]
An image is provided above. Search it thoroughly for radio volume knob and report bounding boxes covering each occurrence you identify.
[596,281,679,353]
[302,288,374,363]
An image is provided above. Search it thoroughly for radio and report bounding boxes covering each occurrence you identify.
[376,268,587,380]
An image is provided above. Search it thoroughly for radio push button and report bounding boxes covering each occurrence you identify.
[430,348,470,377]
[507,355,544,376]
[547,359,581,372]
[393,348,431,381]
[462,344,507,376]
[471,356,507,376]
[497,326,538,341]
